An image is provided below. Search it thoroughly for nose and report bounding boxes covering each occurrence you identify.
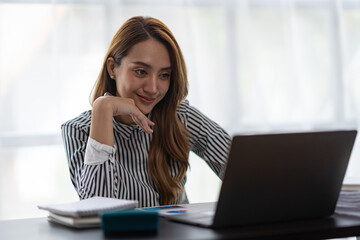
[143,74,157,94]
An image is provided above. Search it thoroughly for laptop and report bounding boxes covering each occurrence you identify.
[164,130,357,228]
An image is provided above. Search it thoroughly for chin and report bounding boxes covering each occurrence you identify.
[139,106,154,115]
[137,100,159,115]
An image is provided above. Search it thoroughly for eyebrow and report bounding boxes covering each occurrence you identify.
[131,61,172,71]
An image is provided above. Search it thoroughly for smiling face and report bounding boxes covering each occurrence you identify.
[111,38,171,117]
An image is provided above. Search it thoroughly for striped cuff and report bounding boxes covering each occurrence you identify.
[84,137,116,165]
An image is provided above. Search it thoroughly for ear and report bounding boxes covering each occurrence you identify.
[106,57,116,79]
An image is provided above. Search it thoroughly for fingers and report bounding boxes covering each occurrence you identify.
[130,113,155,134]
[106,96,155,134]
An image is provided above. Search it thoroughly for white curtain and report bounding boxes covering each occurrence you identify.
[0,0,359,219]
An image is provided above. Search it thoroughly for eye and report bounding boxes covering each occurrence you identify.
[133,69,147,77]
[159,72,171,80]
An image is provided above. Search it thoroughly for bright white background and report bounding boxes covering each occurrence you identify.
[0,0,359,220]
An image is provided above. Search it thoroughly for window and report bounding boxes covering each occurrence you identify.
[0,0,359,219]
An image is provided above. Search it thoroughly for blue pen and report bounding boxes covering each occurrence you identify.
[143,205,181,210]
[166,210,187,214]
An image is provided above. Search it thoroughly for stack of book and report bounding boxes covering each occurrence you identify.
[38,197,138,228]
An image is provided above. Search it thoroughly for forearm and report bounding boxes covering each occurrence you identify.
[90,97,115,146]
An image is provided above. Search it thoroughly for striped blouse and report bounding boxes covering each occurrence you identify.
[61,100,231,207]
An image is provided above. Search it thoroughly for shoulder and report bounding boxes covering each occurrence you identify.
[176,99,190,124]
[177,99,190,114]
[61,110,92,134]
[176,99,206,120]
[176,99,209,127]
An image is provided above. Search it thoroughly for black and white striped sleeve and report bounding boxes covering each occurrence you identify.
[60,113,120,200]
[178,101,232,179]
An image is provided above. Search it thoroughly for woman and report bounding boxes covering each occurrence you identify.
[61,16,231,207]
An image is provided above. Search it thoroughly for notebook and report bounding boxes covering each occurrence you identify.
[165,130,357,228]
[38,197,138,217]
[38,197,138,228]
[47,212,100,228]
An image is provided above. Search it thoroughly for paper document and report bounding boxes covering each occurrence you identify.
[38,197,138,217]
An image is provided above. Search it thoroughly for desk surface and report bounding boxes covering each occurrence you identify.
[1,213,360,240]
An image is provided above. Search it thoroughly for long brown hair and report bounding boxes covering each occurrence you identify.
[91,16,189,205]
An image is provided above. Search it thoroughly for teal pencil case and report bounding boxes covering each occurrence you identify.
[100,209,159,234]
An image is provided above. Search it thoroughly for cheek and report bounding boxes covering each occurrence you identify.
[160,81,170,95]
[115,75,136,96]
[115,82,131,98]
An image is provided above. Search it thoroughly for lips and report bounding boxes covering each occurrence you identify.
[137,94,155,104]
